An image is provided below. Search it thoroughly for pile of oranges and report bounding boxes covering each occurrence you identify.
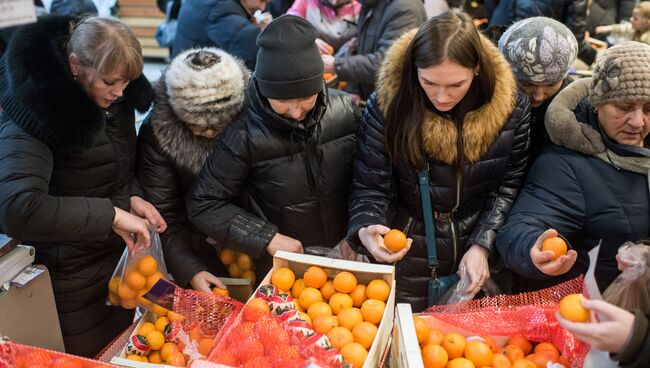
[219,248,256,285]
[269,266,391,368]
[414,316,569,368]
[108,255,168,313]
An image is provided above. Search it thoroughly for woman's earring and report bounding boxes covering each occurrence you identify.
[475,72,479,76]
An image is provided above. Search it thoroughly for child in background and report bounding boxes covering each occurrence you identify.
[595,1,650,45]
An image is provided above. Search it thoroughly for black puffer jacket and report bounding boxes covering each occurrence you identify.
[0,16,154,357]
[189,79,359,274]
[346,30,531,312]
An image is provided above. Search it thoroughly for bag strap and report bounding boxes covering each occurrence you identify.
[418,166,439,275]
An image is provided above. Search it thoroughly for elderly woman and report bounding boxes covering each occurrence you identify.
[497,42,650,293]
[499,17,578,160]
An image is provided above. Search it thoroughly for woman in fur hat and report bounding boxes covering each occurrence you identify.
[346,10,531,311]
[0,16,162,357]
[497,42,650,294]
[135,48,250,292]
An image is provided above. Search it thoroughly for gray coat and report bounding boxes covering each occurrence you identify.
[334,0,426,100]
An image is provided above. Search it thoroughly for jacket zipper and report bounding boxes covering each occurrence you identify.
[450,129,464,271]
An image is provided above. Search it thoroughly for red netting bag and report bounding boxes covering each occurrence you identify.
[421,276,589,367]
[0,337,116,368]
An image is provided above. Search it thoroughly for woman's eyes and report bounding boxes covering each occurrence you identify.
[103,79,116,86]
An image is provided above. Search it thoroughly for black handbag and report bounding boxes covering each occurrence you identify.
[155,0,178,48]
[419,169,460,307]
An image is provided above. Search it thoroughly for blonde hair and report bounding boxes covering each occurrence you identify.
[67,17,143,80]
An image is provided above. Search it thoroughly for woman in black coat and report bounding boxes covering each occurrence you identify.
[346,11,531,312]
[136,48,250,291]
[496,42,650,293]
[0,16,164,357]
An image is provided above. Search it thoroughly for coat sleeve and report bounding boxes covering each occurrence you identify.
[0,130,115,241]
[617,0,636,24]
[135,125,209,288]
[188,125,277,259]
[334,1,424,84]
[615,310,650,368]
[468,92,530,253]
[346,95,394,254]
[207,11,260,70]
[495,151,587,280]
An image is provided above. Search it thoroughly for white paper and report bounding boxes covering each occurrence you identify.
[10,266,44,287]
[0,0,36,29]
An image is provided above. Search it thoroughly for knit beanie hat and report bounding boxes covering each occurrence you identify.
[499,17,578,84]
[254,15,324,99]
[165,47,250,129]
[589,41,650,106]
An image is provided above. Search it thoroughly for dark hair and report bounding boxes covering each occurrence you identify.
[384,10,497,169]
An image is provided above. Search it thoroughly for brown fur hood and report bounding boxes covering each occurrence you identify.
[375,29,518,164]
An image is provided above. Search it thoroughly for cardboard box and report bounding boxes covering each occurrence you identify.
[220,277,252,303]
[254,250,396,368]
[110,311,177,368]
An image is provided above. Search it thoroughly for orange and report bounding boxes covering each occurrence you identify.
[482,335,498,353]
[526,352,555,368]
[446,357,476,368]
[541,237,567,260]
[383,229,407,252]
[168,311,185,322]
[219,248,236,265]
[333,271,357,293]
[413,316,431,344]
[198,338,214,356]
[138,322,156,337]
[147,330,165,350]
[146,271,164,289]
[421,343,448,368]
[155,316,170,332]
[190,325,204,342]
[118,283,137,300]
[320,280,337,301]
[329,293,353,315]
[350,284,367,307]
[298,311,312,324]
[338,307,364,331]
[136,289,152,306]
[464,341,493,367]
[241,270,256,285]
[228,263,242,278]
[327,326,354,350]
[352,322,377,350]
[121,298,138,309]
[108,276,121,294]
[108,292,120,305]
[559,294,590,322]
[292,279,306,298]
[166,351,186,367]
[360,299,386,325]
[236,254,253,271]
[340,342,368,368]
[492,353,512,368]
[148,350,163,364]
[366,279,390,302]
[213,287,229,297]
[308,301,333,320]
[160,342,180,361]
[151,303,168,317]
[313,315,339,334]
[271,267,296,291]
[422,328,445,346]
[507,337,532,355]
[294,299,304,312]
[511,359,536,368]
[501,345,525,363]
[138,255,158,276]
[304,266,328,288]
[442,333,467,360]
[533,343,559,361]
[127,355,144,362]
[244,298,271,322]
[299,287,323,310]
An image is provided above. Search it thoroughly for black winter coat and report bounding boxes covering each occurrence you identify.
[172,0,260,70]
[346,30,531,312]
[497,80,650,293]
[189,79,359,274]
[614,310,650,368]
[0,16,154,357]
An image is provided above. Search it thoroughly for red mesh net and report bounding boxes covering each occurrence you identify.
[421,276,589,367]
[173,288,244,339]
[0,338,116,368]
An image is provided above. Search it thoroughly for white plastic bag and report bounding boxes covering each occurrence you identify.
[602,242,650,313]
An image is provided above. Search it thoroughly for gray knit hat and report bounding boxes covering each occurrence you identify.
[589,41,650,106]
[499,17,578,84]
[165,47,250,129]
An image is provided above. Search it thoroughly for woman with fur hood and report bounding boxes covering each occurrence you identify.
[0,16,162,357]
[346,10,531,312]
[136,48,250,291]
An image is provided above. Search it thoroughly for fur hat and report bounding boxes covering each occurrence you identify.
[589,41,650,106]
[499,17,578,84]
[165,47,250,129]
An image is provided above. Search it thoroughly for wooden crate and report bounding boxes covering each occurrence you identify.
[118,0,169,59]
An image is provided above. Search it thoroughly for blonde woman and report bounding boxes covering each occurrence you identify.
[595,1,650,45]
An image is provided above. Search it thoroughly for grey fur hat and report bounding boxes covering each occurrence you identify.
[589,41,650,106]
[499,17,578,84]
[165,47,250,129]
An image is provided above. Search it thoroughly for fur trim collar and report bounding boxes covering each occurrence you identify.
[150,78,243,175]
[375,29,518,164]
[0,15,153,151]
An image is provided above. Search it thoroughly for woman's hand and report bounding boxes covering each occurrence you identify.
[358,225,411,263]
[113,207,151,255]
[458,244,489,295]
[267,233,303,256]
[530,229,578,276]
[315,38,334,55]
[130,196,167,233]
[595,25,613,34]
[556,299,635,353]
[190,271,226,292]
